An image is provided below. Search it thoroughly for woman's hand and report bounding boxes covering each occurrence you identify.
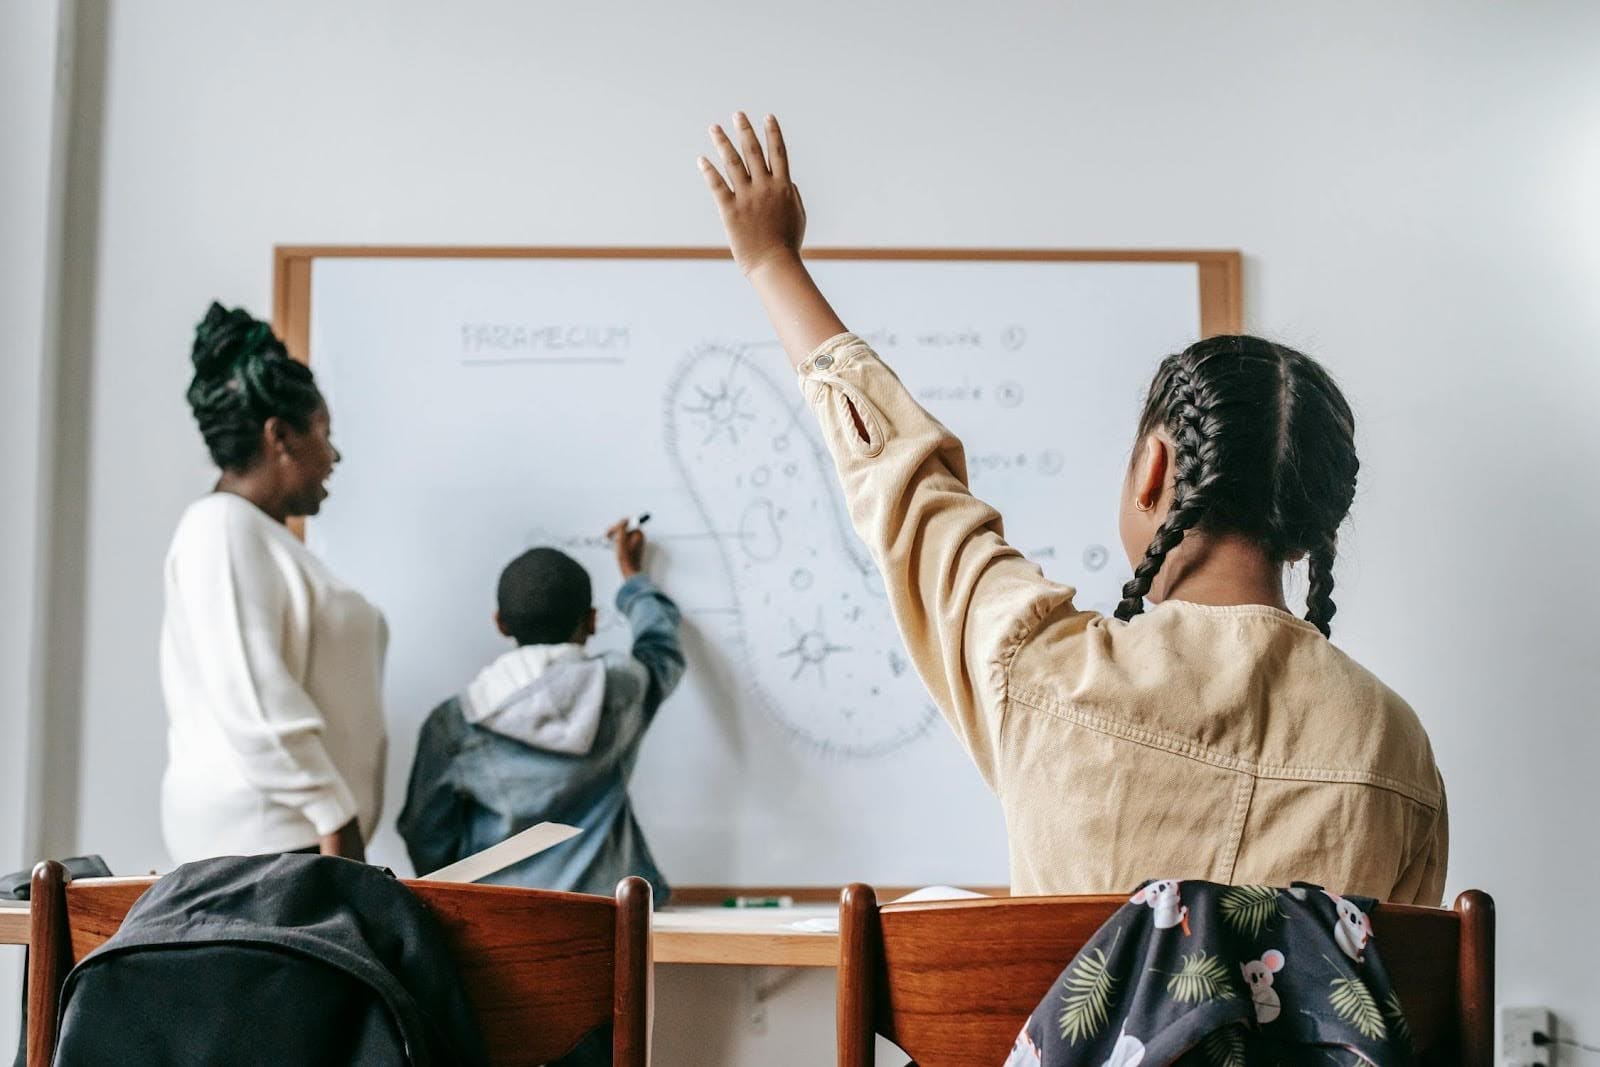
[697,113,846,367]
[320,817,365,861]
[698,113,806,278]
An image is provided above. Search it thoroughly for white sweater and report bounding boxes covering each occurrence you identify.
[159,493,388,862]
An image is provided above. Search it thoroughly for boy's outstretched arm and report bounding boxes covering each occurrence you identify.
[607,518,686,715]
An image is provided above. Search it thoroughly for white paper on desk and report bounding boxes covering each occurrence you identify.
[890,884,987,905]
[782,886,988,934]
[418,822,580,883]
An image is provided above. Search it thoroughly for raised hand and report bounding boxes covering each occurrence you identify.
[698,112,807,278]
[696,112,846,367]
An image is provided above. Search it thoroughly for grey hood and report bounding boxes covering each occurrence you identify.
[459,643,607,755]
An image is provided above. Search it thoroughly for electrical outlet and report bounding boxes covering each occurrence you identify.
[1502,1006,1553,1067]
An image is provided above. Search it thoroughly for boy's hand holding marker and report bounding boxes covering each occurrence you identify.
[606,514,649,579]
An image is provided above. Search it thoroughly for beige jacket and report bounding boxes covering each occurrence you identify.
[797,333,1447,905]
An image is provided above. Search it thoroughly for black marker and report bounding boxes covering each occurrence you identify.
[608,514,650,542]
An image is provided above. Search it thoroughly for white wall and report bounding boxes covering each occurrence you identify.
[31,1,1600,1062]
[0,0,75,1050]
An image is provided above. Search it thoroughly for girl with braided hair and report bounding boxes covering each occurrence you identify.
[1113,337,1357,638]
[699,114,1445,903]
[160,303,387,864]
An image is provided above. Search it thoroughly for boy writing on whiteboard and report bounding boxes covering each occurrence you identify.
[398,518,684,905]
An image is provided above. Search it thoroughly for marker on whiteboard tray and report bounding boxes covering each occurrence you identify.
[722,895,795,908]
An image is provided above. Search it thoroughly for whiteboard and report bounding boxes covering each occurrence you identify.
[296,250,1229,886]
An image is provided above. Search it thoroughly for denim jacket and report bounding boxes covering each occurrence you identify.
[398,575,685,904]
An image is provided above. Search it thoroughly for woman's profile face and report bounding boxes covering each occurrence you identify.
[277,403,341,517]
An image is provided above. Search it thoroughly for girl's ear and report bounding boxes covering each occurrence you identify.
[1132,433,1170,510]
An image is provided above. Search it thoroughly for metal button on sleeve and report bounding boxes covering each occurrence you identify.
[813,353,834,370]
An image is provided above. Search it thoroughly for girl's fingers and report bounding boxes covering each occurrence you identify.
[733,111,769,177]
[709,124,750,185]
[697,156,734,204]
[765,115,789,182]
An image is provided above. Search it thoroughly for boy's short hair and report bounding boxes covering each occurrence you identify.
[497,547,593,645]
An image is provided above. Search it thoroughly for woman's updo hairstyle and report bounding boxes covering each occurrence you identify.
[186,302,323,471]
[1114,335,1359,637]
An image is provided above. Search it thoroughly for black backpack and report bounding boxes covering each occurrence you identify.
[51,853,488,1066]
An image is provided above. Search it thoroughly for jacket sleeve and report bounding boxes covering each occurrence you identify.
[796,333,1083,785]
[1396,785,1450,906]
[616,574,686,717]
[168,507,359,835]
[398,702,472,877]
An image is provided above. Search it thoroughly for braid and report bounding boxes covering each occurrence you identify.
[1114,511,1196,622]
[1114,361,1224,622]
[1304,536,1338,637]
[1273,347,1357,639]
[1116,336,1358,636]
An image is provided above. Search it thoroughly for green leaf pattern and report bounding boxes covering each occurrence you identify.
[1218,884,1284,939]
[1199,1025,1248,1067]
[1167,952,1236,1004]
[1058,929,1122,1044]
[1383,990,1413,1050]
[1329,974,1387,1040]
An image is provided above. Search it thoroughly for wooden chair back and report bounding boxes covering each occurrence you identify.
[837,884,1492,1067]
[27,861,652,1066]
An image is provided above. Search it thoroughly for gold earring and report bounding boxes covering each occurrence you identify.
[1134,496,1153,512]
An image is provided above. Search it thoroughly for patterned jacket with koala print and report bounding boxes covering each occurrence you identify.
[1003,880,1413,1067]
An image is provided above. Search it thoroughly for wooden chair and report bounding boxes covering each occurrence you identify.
[838,884,1493,1067]
[27,860,652,1067]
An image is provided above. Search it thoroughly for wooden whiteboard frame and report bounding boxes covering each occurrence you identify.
[271,246,1242,362]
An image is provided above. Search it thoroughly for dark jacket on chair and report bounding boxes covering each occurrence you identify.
[51,853,487,1066]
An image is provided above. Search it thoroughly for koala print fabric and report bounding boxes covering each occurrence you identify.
[1004,881,1416,1067]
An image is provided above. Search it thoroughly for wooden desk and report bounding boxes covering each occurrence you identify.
[655,905,837,967]
[1,900,27,946]
[1,898,841,967]
[7,882,1006,966]
[651,884,1000,966]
